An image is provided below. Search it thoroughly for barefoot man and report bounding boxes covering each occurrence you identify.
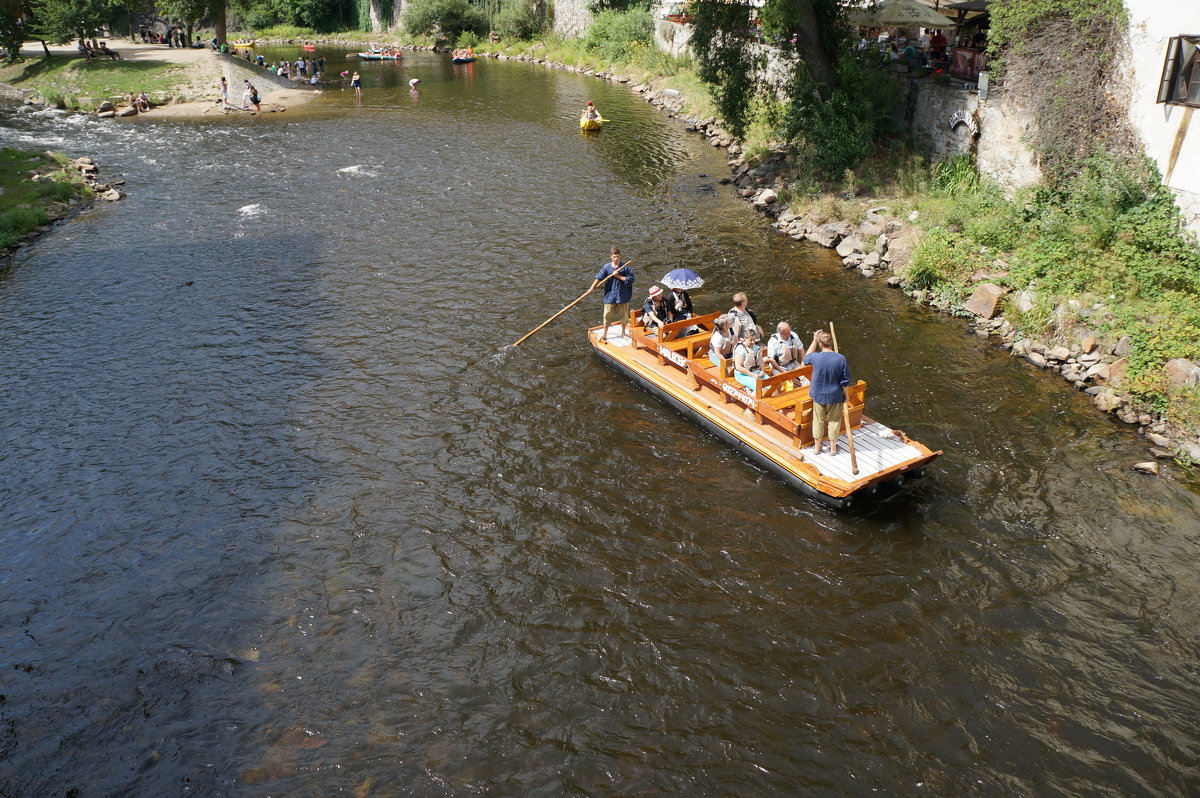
[587,247,634,342]
[804,330,851,455]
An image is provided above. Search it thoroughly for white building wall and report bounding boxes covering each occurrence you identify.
[1123,0,1200,236]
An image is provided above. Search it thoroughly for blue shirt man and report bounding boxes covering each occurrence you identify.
[588,248,634,342]
[803,330,852,454]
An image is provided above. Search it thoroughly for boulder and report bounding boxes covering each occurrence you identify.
[1131,462,1161,475]
[1147,432,1171,448]
[862,251,881,268]
[117,106,137,117]
[1164,358,1200,388]
[1013,290,1036,314]
[1093,389,1123,412]
[1025,352,1047,368]
[843,253,865,267]
[753,188,778,207]
[886,275,904,287]
[1046,346,1072,362]
[1117,406,1139,424]
[809,222,849,248]
[964,282,1007,319]
[835,236,865,258]
[96,111,115,119]
[97,101,115,113]
[1080,336,1098,354]
[859,220,883,238]
[875,234,888,254]
[100,188,122,201]
[777,210,797,224]
[1111,335,1132,358]
[1084,363,1109,382]
[1149,447,1175,459]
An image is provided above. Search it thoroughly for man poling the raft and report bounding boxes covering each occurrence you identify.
[509,248,632,348]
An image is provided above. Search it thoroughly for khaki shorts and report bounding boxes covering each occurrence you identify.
[812,401,844,441]
[603,302,629,328]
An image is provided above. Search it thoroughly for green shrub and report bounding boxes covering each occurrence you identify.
[905,227,990,291]
[402,0,487,40]
[455,30,481,48]
[493,0,544,40]
[582,9,652,61]
[0,206,49,248]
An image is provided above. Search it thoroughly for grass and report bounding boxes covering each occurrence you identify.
[0,148,92,248]
[0,55,192,106]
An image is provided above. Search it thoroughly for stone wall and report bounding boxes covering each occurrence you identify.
[900,79,1042,192]
[553,0,591,38]
[653,19,692,59]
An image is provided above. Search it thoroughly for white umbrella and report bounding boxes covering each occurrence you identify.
[848,0,956,29]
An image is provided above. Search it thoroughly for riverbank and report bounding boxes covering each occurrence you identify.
[0,41,322,118]
[0,147,118,258]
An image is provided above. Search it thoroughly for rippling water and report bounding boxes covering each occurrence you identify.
[2,48,1199,797]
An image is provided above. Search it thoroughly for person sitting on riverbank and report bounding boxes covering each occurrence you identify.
[132,92,149,112]
[766,321,804,373]
[98,42,120,60]
[709,314,735,367]
[77,39,95,59]
[733,330,767,391]
[641,285,670,334]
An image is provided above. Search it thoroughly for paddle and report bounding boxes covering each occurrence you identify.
[829,322,859,476]
[509,261,632,348]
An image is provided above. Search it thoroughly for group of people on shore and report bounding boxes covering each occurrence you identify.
[587,248,853,455]
[76,39,120,60]
[216,77,260,112]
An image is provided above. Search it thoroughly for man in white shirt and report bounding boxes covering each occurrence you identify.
[765,321,805,373]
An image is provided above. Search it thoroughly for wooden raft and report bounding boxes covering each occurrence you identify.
[589,311,941,500]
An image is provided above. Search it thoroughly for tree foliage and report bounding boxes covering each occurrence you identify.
[690,0,895,177]
[0,0,33,60]
[401,0,485,40]
[32,0,110,43]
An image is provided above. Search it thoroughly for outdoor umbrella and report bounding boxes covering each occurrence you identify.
[660,268,704,290]
[848,0,956,28]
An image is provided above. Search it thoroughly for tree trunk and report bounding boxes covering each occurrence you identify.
[214,0,226,44]
[184,23,192,46]
[40,39,50,57]
[790,3,834,93]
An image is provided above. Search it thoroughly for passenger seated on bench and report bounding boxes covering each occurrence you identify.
[729,292,762,342]
[709,313,734,367]
[641,285,670,334]
[766,321,805,373]
[667,285,693,321]
[732,330,767,391]
[98,42,121,60]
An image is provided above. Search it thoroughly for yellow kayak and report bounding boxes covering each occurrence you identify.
[232,39,258,47]
[580,116,604,130]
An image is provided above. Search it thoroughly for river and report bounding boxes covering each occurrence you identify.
[1,47,1199,796]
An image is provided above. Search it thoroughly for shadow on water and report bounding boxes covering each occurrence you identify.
[1,46,1200,797]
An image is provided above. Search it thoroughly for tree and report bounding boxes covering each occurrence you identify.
[0,0,33,60]
[690,0,898,178]
[32,0,111,44]
[158,0,206,45]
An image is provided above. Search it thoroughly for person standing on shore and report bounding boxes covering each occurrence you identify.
[351,71,362,95]
[803,330,851,455]
[586,247,634,342]
[241,79,251,110]
[218,76,228,106]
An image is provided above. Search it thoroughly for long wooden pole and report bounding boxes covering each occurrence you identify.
[829,322,859,475]
[511,261,631,348]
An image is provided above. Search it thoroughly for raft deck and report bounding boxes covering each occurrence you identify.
[588,312,940,506]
